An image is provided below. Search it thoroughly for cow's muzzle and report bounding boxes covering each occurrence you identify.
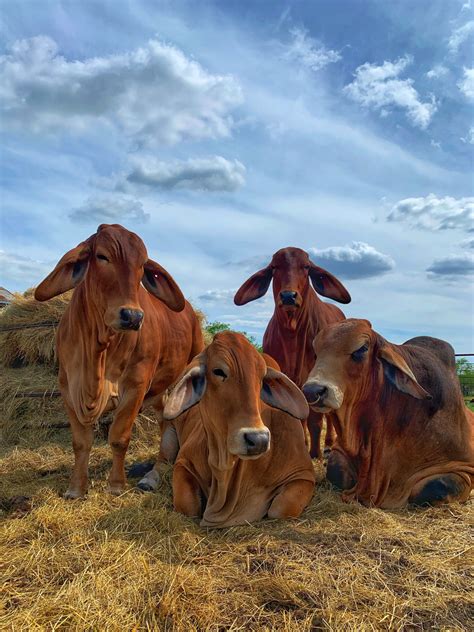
[302,380,343,411]
[229,427,271,459]
[118,308,144,331]
[280,290,298,306]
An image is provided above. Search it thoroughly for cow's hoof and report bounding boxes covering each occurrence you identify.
[323,447,332,460]
[137,469,160,492]
[63,489,85,500]
[107,485,126,496]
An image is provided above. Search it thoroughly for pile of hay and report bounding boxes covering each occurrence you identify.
[0,289,71,367]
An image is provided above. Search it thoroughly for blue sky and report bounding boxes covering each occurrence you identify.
[1,0,473,351]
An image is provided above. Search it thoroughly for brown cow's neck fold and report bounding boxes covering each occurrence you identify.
[199,418,246,527]
[64,283,120,423]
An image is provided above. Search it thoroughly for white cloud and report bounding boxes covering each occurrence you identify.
[0,250,50,283]
[460,126,474,144]
[344,56,437,129]
[459,67,474,100]
[308,242,395,279]
[426,65,449,80]
[124,155,246,192]
[198,289,236,302]
[448,20,474,54]
[460,237,474,249]
[0,36,242,145]
[69,195,149,223]
[388,194,474,232]
[233,243,395,280]
[283,27,341,72]
[427,253,474,279]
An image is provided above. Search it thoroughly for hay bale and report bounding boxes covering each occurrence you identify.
[0,366,63,443]
[0,290,72,367]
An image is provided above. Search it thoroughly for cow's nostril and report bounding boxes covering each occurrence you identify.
[119,308,144,330]
[302,383,328,404]
[243,431,269,455]
[280,291,298,305]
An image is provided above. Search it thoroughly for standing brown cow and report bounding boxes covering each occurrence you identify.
[35,224,203,498]
[234,247,351,458]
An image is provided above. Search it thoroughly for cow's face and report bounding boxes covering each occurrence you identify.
[302,319,431,412]
[234,247,350,327]
[34,224,185,331]
[163,332,308,460]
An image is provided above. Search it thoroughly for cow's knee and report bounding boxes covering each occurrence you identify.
[267,480,314,520]
[173,465,203,517]
[326,451,356,491]
[410,474,470,507]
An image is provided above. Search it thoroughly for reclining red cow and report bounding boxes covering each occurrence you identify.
[161,331,315,527]
[234,247,351,458]
[302,319,474,507]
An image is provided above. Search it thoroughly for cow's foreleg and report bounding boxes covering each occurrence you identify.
[307,410,324,459]
[173,463,203,518]
[107,387,146,495]
[409,473,472,507]
[267,480,314,519]
[323,414,337,457]
[137,419,179,492]
[326,449,356,491]
[64,402,94,500]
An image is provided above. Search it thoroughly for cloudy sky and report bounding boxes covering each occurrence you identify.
[1,0,473,351]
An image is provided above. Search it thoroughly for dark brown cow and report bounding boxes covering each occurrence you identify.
[161,332,315,527]
[302,319,474,508]
[234,247,351,458]
[34,224,203,498]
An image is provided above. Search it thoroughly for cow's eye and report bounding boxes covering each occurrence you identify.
[303,265,310,270]
[97,254,109,262]
[351,344,369,362]
[212,368,227,380]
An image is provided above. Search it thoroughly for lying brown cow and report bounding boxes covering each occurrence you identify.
[302,319,474,507]
[160,331,315,527]
[35,224,203,498]
[234,247,351,458]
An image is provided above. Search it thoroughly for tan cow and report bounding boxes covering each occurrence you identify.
[34,224,203,498]
[161,331,315,527]
[302,319,474,508]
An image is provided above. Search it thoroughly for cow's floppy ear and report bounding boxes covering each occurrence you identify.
[378,345,432,400]
[261,367,309,420]
[234,265,273,305]
[34,241,91,301]
[309,262,351,304]
[142,259,186,312]
[163,355,207,420]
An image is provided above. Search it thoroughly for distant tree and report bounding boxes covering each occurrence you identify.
[205,321,263,353]
[456,358,474,376]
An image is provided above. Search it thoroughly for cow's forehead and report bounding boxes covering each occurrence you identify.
[316,319,373,351]
[94,225,147,259]
[272,247,309,265]
[210,331,265,373]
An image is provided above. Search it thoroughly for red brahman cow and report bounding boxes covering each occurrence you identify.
[160,331,315,527]
[34,224,203,498]
[302,319,474,507]
[234,247,351,458]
